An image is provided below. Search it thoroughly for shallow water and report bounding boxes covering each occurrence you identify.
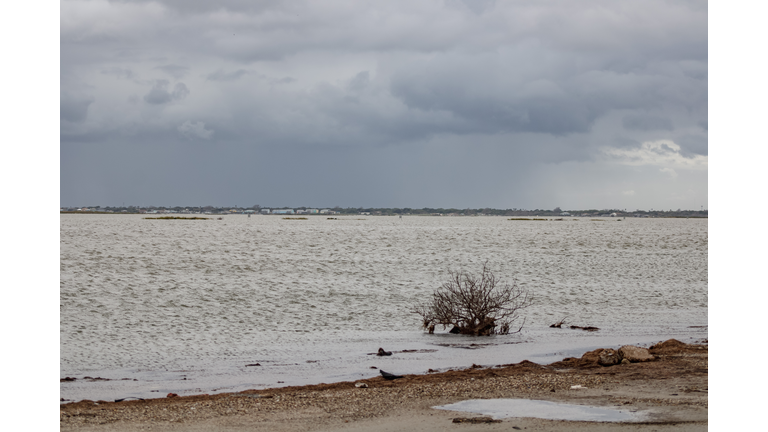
[434,398,647,422]
[60,215,707,402]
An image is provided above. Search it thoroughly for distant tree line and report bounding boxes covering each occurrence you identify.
[61,205,708,218]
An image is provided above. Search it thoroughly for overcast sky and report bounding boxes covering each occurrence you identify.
[60,0,707,210]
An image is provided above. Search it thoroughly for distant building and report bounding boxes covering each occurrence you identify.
[261,209,271,214]
[272,209,295,214]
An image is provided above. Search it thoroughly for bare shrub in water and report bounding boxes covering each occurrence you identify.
[413,262,531,336]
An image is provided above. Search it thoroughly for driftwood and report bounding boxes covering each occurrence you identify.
[570,325,600,331]
[549,317,568,328]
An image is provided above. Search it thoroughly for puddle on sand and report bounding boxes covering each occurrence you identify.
[434,399,647,422]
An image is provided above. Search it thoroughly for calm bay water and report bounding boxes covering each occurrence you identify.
[60,214,707,402]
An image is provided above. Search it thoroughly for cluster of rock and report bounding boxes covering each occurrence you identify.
[597,345,655,366]
[551,344,656,369]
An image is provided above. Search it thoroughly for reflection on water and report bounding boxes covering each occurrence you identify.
[434,398,647,422]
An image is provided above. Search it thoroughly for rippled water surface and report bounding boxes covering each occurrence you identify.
[60,215,707,401]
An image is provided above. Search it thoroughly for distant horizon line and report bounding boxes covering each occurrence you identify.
[60,205,708,213]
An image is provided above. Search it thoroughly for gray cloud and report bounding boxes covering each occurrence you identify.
[272,76,296,85]
[178,120,214,140]
[623,114,674,131]
[61,0,707,210]
[100,67,136,80]
[675,134,708,157]
[155,64,190,79]
[60,93,94,123]
[206,69,250,81]
[111,0,284,14]
[445,0,497,15]
[143,81,189,104]
[347,71,369,92]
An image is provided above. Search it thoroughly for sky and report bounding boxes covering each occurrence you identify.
[60,0,708,210]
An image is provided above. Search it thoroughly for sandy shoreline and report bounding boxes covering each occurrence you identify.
[61,339,707,431]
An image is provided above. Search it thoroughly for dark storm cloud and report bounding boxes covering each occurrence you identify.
[60,0,707,209]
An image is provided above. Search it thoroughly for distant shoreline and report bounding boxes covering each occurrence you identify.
[60,211,708,218]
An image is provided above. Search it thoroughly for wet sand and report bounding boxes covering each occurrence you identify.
[60,339,707,431]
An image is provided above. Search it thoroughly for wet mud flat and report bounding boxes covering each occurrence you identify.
[60,339,707,431]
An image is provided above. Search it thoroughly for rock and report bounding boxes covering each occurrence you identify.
[379,370,404,380]
[354,382,368,388]
[597,349,622,366]
[452,417,501,424]
[619,345,655,362]
[377,348,392,356]
[245,363,261,367]
[114,397,145,402]
[649,338,691,355]
[166,393,178,398]
[650,338,686,350]
[549,349,604,369]
[621,358,631,365]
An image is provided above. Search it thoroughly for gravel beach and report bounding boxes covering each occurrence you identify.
[60,339,707,431]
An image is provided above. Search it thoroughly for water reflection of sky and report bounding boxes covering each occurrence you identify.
[435,398,647,422]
